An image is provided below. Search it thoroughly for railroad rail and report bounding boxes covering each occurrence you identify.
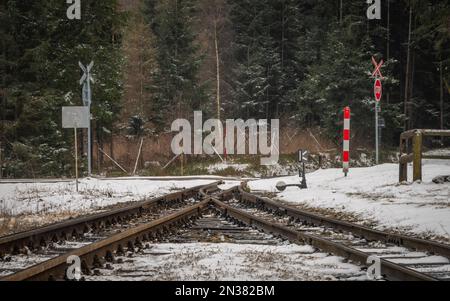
[1,183,449,281]
[214,186,450,281]
[1,200,211,281]
[0,182,220,257]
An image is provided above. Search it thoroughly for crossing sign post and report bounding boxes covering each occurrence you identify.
[372,57,384,165]
[79,61,94,176]
[374,78,382,165]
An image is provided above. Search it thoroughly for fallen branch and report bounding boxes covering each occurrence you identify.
[133,138,144,176]
[98,148,129,175]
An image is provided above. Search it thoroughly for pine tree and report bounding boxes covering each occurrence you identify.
[145,0,206,129]
[0,0,126,177]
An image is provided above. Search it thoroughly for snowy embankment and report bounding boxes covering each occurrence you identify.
[248,160,450,241]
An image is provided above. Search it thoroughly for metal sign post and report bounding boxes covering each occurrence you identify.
[379,117,385,148]
[375,102,379,165]
[372,57,384,165]
[62,107,90,192]
[374,79,382,165]
[74,127,78,192]
[79,61,94,176]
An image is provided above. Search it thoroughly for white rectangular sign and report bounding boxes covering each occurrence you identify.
[62,107,90,129]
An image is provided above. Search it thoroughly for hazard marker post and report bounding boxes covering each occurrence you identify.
[343,107,351,177]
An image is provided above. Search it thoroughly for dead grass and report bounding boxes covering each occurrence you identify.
[0,211,84,237]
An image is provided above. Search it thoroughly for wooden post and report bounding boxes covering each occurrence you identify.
[98,148,129,175]
[133,138,144,176]
[74,128,79,192]
[412,131,422,182]
[0,141,2,179]
[180,153,184,176]
[399,138,407,182]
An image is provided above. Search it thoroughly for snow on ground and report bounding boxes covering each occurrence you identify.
[0,178,236,235]
[0,177,242,235]
[0,178,219,217]
[89,243,365,281]
[207,163,250,174]
[425,148,450,157]
[248,160,450,240]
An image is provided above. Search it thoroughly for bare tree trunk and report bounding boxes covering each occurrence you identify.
[140,39,144,115]
[339,0,343,25]
[110,130,114,170]
[409,51,416,130]
[281,1,285,70]
[0,90,4,179]
[404,3,413,131]
[0,141,2,179]
[440,61,444,134]
[214,18,221,121]
[386,0,391,105]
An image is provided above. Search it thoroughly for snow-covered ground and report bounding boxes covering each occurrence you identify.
[1,158,449,241]
[88,243,365,281]
[207,163,250,174]
[248,160,450,241]
[0,178,243,235]
[0,178,221,217]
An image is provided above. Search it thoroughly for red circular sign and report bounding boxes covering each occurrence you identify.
[374,79,382,102]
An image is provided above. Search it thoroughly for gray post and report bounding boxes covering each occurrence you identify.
[87,70,92,176]
[375,102,380,165]
[74,127,79,192]
[375,103,379,165]
[79,61,94,176]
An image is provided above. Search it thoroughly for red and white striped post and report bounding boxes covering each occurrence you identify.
[343,107,351,177]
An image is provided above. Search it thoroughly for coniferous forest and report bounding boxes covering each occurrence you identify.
[1,0,449,177]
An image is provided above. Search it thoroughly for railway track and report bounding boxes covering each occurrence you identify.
[0,182,449,281]
[215,186,450,281]
[0,183,220,278]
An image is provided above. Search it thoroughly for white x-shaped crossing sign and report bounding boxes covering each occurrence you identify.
[79,61,94,86]
[372,57,384,79]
